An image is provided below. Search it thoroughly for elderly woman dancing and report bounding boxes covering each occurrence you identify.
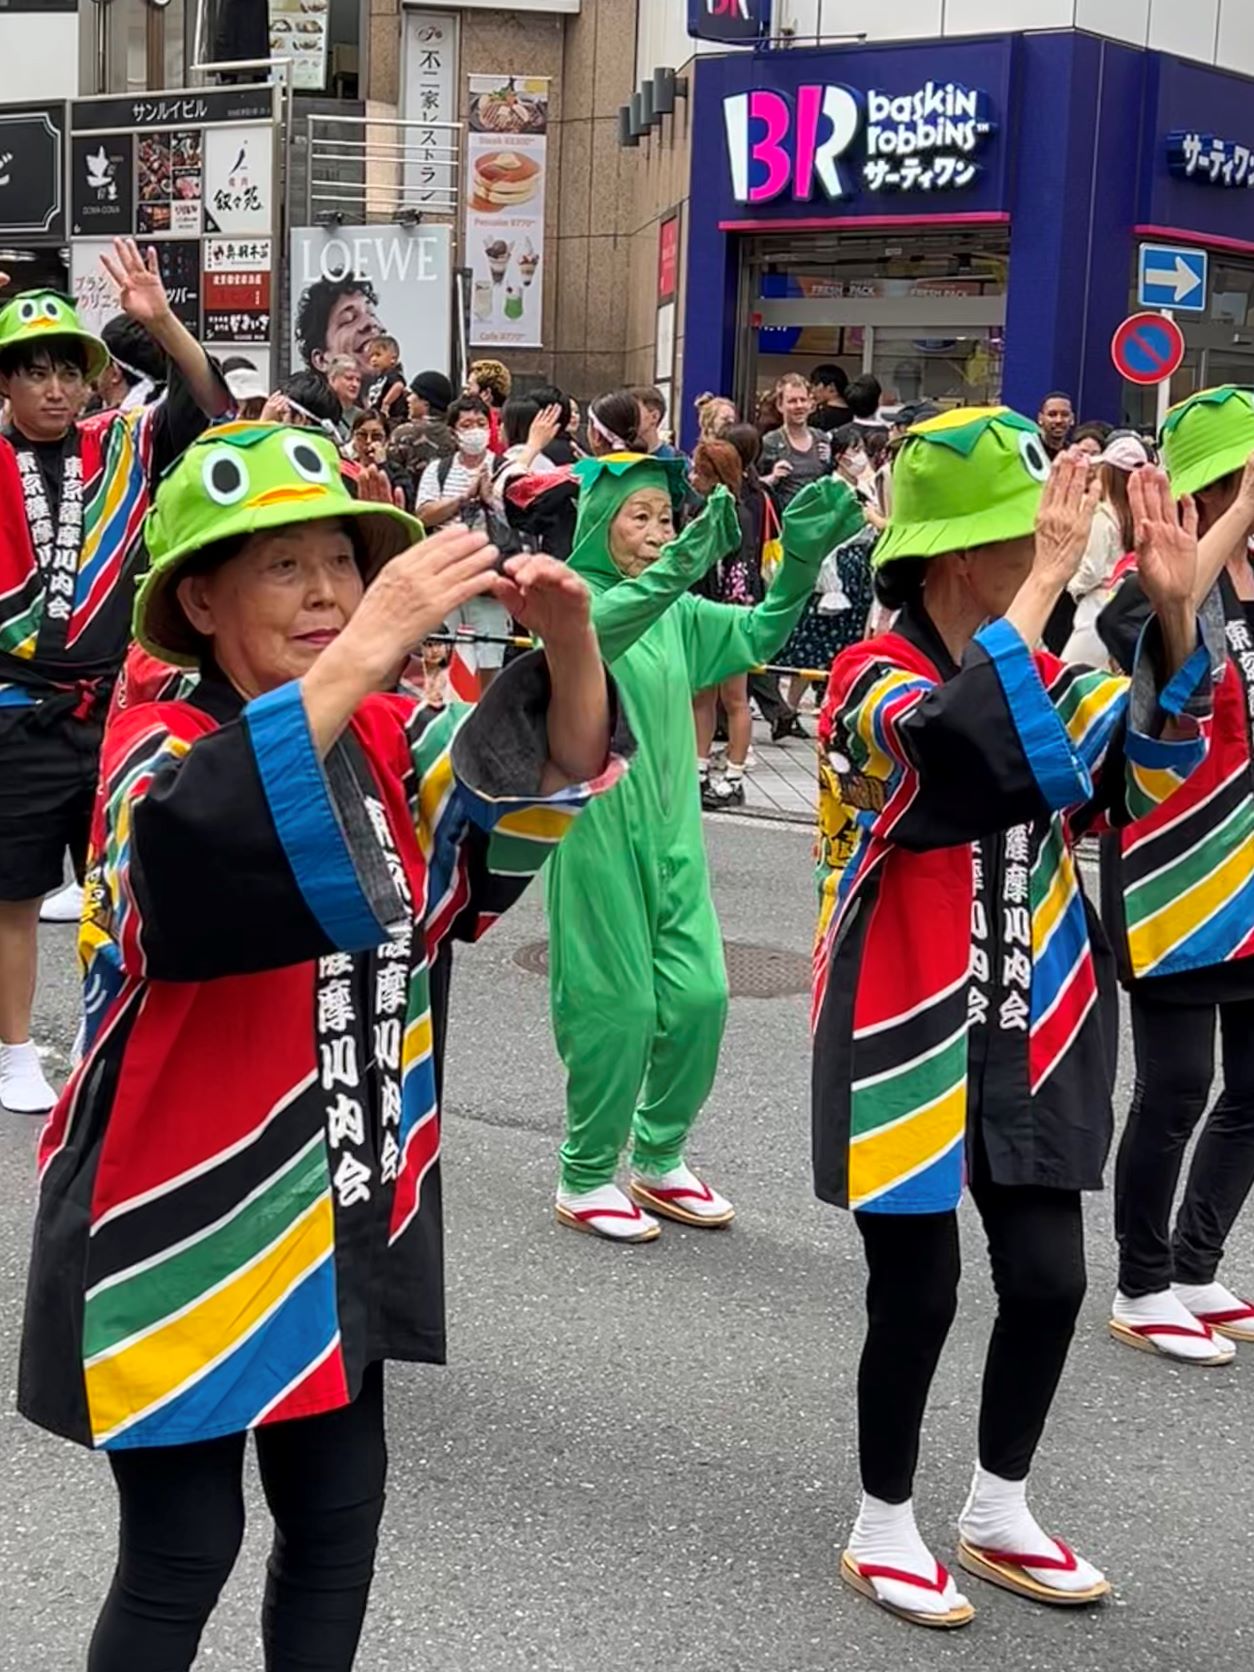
[18,420,630,1672]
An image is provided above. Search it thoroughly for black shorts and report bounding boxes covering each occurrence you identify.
[0,703,103,901]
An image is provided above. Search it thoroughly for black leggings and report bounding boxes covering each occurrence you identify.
[89,1362,387,1672]
[854,1157,1085,1503]
[1116,989,1254,1296]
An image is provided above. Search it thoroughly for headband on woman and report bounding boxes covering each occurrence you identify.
[589,406,630,452]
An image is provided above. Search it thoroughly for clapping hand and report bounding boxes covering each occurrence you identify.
[356,464,405,510]
[1132,466,1198,613]
[1032,449,1101,588]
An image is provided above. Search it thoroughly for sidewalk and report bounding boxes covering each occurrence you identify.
[708,715,818,825]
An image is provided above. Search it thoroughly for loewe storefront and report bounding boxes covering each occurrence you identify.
[683,31,1254,444]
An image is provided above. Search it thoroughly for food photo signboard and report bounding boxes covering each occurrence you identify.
[464,75,548,350]
[269,0,329,92]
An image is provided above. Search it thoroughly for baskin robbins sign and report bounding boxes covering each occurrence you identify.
[723,77,998,206]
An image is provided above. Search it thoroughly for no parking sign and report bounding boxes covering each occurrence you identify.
[1111,312,1186,387]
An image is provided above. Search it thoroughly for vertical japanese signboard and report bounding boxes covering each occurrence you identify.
[402,10,457,208]
[204,238,273,345]
[68,86,278,386]
[464,75,549,350]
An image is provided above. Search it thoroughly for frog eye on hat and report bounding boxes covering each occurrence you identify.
[16,298,39,324]
[1018,431,1050,482]
[283,432,333,483]
[201,447,251,506]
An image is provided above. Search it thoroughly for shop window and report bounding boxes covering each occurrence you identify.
[739,228,1009,419]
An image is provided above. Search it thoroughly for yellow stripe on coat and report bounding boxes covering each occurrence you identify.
[85,1193,334,1440]
[848,1081,966,1206]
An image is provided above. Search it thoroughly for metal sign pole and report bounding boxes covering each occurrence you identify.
[1156,308,1175,431]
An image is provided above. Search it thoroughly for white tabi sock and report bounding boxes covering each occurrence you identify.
[846,1493,968,1617]
[1114,1287,1235,1361]
[958,1464,1104,1592]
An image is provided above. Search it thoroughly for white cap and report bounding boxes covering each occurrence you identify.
[1096,432,1151,471]
[225,365,267,404]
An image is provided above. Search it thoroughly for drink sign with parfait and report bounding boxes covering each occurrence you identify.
[463,74,549,349]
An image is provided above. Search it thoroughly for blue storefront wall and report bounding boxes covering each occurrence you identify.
[684,31,1254,446]
[1141,52,1254,240]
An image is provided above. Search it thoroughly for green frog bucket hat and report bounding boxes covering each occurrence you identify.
[0,290,110,383]
[873,406,1051,568]
[135,422,422,666]
[1160,386,1254,500]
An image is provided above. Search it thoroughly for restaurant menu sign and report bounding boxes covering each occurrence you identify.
[464,75,549,350]
[68,88,278,357]
[269,0,329,92]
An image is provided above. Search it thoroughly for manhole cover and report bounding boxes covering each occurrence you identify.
[512,939,810,999]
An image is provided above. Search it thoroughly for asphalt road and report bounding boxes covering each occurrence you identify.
[1,816,1250,1671]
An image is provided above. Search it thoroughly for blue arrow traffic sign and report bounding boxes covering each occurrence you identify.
[1138,243,1208,312]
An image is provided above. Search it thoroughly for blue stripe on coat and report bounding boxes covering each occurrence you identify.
[976,618,1093,811]
[245,682,390,949]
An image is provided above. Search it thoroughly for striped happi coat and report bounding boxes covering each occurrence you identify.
[812,600,1210,1215]
[19,655,631,1450]
[1100,572,1254,989]
[0,370,217,707]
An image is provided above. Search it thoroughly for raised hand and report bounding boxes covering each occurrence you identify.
[1132,466,1198,612]
[527,403,563,453]
[491,553,591,647]
[341,523,499,682]
[1032,449,1101,587]
[696,481,741,554]
[99,238,172,330]
[780,474,863,568]
[1233,450,1254,525]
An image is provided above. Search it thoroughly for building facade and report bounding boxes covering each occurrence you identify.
[630,0,1254,442]
[5,0,1254,427]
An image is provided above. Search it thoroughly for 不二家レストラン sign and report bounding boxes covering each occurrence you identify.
[723,80,996,205]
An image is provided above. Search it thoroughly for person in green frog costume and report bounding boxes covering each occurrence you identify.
[549,450,862,1241]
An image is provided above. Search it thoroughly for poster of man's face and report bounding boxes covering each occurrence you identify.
[298,278,382,377]
[290,225,453,383]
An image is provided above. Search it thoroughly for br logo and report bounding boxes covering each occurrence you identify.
[723,87,862,205]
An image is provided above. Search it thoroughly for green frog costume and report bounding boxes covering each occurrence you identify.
[548,453,861,1239]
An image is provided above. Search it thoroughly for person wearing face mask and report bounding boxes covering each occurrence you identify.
[415,395,507,687]
[545,452,860,1242]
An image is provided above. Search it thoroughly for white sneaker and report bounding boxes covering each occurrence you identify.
[40,881,84,924]
[629,1162,735,1227]
[556,1183,660,1242]
[0,1042,58,1114]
